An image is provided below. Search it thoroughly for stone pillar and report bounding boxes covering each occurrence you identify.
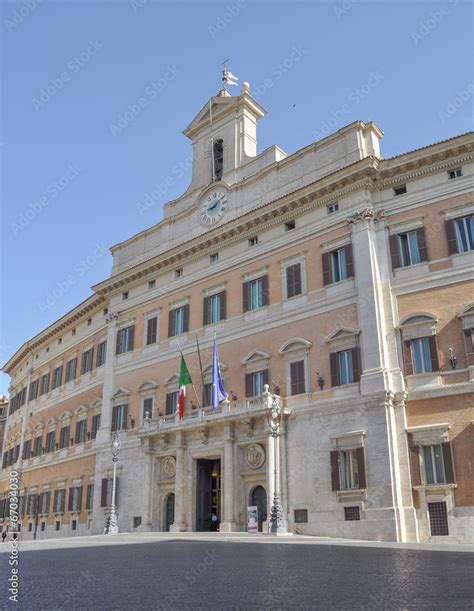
[170,431,186,532]
[280,424,289,525]
[263,433,275,532]
[220,423,236,532]
[137,440,154,531]
[96,312,120,444]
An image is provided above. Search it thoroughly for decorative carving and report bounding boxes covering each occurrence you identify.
[245,444,266,469]
[346,207,386,224]
[244,419,254,437]
[161,456,176,479]
[199,428,209,444]
[105,311,120,324]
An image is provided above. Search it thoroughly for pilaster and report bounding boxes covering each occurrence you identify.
[96,312,120,444]
[220,423,236,532]
[170,431,187,532]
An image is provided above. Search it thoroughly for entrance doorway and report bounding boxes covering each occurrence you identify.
[164,493,175,532]
[251,486,267,532]
[196,459,221,531]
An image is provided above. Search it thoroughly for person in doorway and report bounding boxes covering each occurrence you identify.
[210,513,218,531]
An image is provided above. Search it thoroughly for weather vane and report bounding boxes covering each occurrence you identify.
[221,59,239,91]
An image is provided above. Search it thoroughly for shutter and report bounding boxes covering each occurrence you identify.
[442,442,456,484]
[344,243,354,278]
[77,486,83,512]
[428,336,439,371]
[220,291,227,320]
[168,310,174,338]
[294,263,302,295]
[183,304,190,333]
[122,405,128,430]
[330,451,340,491]
[116,329,122,355]
[129,325,135,351]
[111,406,117,432]
[146,318,152,344]
[408,440,421,487]
[389,234,401,270]
[356,447,367,489]
[263,369,269,389]
[203,296,210,326]
[403,340,413,376]
[243,282,250,312]
[330,352,339,387]
[101,479,108,507]
[75,424,80,445]
[352,347,361,383]
[445,219,458,255]
[286,266,294,298]
[416,227,428,262]
[245,373,253,398]
[89,348,94,371]
[53,490,58,512]
[68,488,73,511]
[261,275,270,306]
[322,252,332,286]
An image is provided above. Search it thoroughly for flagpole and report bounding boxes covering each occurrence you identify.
[195,333,206,392]
[210,99,215,182]
[176,340,202,410]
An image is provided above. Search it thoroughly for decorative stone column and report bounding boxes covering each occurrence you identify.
[220,423,236,532]
[96,312,120,444]
[170,431,187,532]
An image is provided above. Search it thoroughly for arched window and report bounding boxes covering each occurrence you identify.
[212,139,223,181]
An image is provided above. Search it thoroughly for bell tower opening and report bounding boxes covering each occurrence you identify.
[212,138,224,181]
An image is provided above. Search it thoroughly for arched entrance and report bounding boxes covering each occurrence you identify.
[164,493,175,532]
[250,486,267,532]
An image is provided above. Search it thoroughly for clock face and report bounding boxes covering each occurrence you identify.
[200,190,228,226]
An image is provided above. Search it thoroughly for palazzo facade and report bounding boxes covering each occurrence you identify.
[1,82,473,543]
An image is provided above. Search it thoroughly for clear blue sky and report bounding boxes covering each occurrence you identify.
[1,0,472,395]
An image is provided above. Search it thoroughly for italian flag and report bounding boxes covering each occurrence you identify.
[178,355,192,420]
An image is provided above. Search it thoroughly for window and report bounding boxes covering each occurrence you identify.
[245,277,268,311]
[165,392,179,415]
[428,502,449,536]
[71,519,77,530]
[390,228,428,269]
[448,168,462,179]
[248,236,259,247]
[411,338,433,374]
[59,426,70,449]
[327,203,339,214]
[100,477,120,508]
[51,366,63,390]
[81,348,93,374]
[294,509,308,523]
[143,397,153,419]
[340,449,359,490]
[68,486,82,512]
[284,220,296,231]
[58,338,62,345]
[116,325,135,354]
[322,244,353,286]
[203,292,226,325]
[22,439,31,460]
[41,521,46,531]
[55,520,61,531]
[202,382,213,407]
[393,184,407,196]
[96,341,107,367]
[146,316,158,345]
[148,279,156,289]
[210,253,219,263]
[28,380,39,401]
[75,420,87,444]
[72,328,76,336]
[422,445,445,484]
[175,268,183,278]
[169,305,189,337]
[399,231,421,266]
[290,360,306,395]
[245,370,268,397]
[330,348,360,387]
[28,522,33,532]
[65,358,77,382]
[40,373,49,395]
[91,414,101,439]
[286,263,302,298]
[54,489,66,513]
[212,138,223,181]
[33,436,42,457]
[332,248,348,283]
[86,484,94,510]
[454,216,474,253]
[39,491,51,514]
[103,308,108,316]
[122,292,129,300]
[111,404,128,432]
[87,318,92,326]
[133,516,142,528]
[344,506,360,521]
[45,431,56,453]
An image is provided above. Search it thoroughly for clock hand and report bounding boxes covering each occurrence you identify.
[209,200,221,212]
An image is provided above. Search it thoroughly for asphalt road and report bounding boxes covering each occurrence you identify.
[1,540,473,610]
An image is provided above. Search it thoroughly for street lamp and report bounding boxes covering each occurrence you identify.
[104,433,121,535]
[263,384,289,535]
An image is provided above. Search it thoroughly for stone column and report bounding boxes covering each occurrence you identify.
[170,431,186,532]
[264,433,275,532]
[96,312,120,444]
[220,423,236,532]
[279,423,289,525]
[137,440,154,531]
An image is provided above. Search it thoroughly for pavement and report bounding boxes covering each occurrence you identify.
[0,536,473,610]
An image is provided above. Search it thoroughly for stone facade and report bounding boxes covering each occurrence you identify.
[1,82,473,543]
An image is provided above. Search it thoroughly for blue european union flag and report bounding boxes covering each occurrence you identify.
[211,337,228,410]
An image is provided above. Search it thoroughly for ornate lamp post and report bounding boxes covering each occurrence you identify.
[263,384,289,535]
[104,433,121,535]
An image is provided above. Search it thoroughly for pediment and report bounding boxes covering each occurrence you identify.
[399,312,437,327]
[60,410,73,422]
[241,350,270,365]
[279,338,312,354]
[165,373,179,385]
[111,387,131,401]
[92,398,102,411]
[45,417,57,427]
[75,404,89,416]
[202,362,228,375]
[325,327,360,343]
[138,380,159,393]
[459,303,474,317]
